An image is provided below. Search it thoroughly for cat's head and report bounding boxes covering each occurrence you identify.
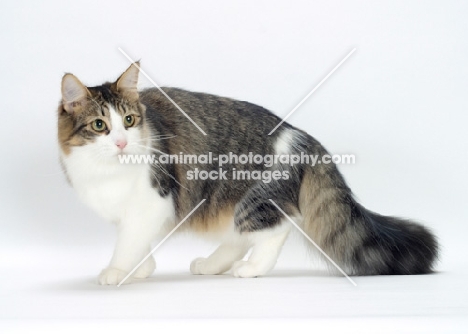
[58,63,149,161]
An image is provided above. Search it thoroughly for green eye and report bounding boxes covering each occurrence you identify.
[92,119,107,132]
[124,115,135,127]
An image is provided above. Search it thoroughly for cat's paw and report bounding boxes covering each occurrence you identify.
[133,256,156,279]
[190,257,209,275]
[190,257,226,275]
[231,261,262,278]
[98,267,130,285]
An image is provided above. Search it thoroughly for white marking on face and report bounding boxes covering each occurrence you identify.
[109,107,128,150]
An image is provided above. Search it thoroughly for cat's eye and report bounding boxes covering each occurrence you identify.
[92,119,107,132]
[124,115,135,127]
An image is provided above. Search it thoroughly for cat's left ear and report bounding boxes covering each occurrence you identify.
[115,62,140,101]
[61,73,90,114]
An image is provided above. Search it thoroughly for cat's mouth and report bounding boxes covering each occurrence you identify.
[115,150,130,157]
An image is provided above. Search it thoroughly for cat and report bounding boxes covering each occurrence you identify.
[58,62,438,285]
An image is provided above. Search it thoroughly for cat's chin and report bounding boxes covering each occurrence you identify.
[112,150,144,164]
[95,151,131,164]
[115,150,139,157]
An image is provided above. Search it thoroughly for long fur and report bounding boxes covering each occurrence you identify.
[58,63,439,284]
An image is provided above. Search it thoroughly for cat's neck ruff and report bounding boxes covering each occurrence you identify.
[61,147,157,222]
[63,147,150,182]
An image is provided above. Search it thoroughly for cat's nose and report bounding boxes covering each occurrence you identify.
[115,140,127,150]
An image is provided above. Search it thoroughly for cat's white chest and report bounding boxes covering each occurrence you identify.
[78,169,143,221]
[62,152,168,223]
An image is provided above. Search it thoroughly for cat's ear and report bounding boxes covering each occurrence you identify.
[115,62,140,101]
[61,74,90,113]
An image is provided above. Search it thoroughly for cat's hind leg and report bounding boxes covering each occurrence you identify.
[230,177,300,278]
[231,221,291,278]
[190,240,250,275]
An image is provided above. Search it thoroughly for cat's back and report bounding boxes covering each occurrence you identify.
[139,87,286,137]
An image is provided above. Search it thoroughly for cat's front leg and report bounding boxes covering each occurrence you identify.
[97,181,176,285]
[99,220,158,285]
[99,249,156,285]
[99,258,155,284]
[99,204,173,285]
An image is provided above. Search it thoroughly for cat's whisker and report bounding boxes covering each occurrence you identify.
[151,162,190,192]
[132,135,177,145]
[147,134,177,139]
[133,144,198,159]
[134,144,170,156]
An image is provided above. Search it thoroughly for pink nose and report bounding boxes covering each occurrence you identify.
[116,140,127,149]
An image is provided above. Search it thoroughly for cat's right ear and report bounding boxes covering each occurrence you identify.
[115,62,140,101]
[61,73,89,113]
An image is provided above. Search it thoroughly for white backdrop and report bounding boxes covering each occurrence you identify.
[0,0,467,329]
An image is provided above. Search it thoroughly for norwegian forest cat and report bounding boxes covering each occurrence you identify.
[58,63,438,285]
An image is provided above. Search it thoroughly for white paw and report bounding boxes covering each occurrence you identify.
[190,257,226,275]
[134,256,156,279]
[98,267,130,285]
[231,261,263,278]
[190,257,208,275]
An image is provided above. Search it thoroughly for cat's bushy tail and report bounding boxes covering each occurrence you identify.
[298,167,439,275]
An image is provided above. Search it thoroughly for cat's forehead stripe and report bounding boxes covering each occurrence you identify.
[100,104,108,117]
